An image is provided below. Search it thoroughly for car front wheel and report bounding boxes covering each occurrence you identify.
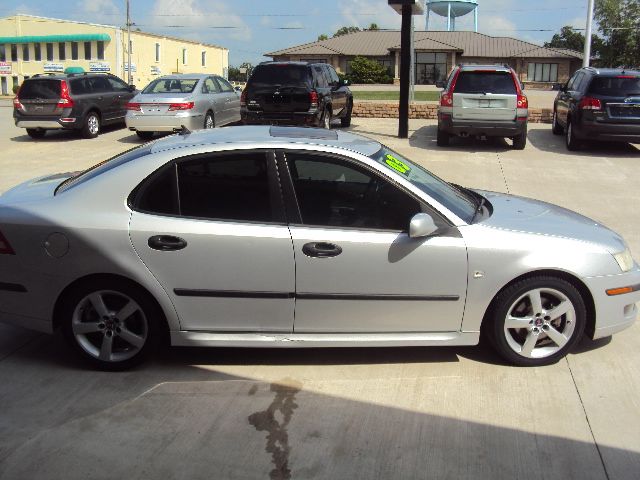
[62,280,160,370]
[566,118,580,151]
[552,109,563,135]
[321,108,332,129]
[340,100,352,127]
[204,112,215,129]
[485,276,586,366]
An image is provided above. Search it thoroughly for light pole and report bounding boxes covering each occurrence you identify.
[126,0,132,84]
[583,0,595,67]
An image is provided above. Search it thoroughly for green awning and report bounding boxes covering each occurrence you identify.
[0,34,111,44]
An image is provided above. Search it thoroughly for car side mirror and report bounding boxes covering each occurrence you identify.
[435,81,445,89]
[342,79,351,86]
[409,213,438,239]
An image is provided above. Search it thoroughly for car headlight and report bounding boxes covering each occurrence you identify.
[613,248,635,272]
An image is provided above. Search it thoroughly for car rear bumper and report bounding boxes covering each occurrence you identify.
[14,117,78,130]
[574,120,640,143]
[439,115,527,137]
[125,113,204,132]
[241,109,321,126]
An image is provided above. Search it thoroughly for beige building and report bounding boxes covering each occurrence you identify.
[0,15,229,95]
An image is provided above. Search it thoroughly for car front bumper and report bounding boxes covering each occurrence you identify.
[439,115,527,137]
[125,112,205,132]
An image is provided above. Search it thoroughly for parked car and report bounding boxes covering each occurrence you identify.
[241,61,353,128]
[13,72,136,139]
[0,126,637,370]
[552,67,640,150]
[125,74,241,140]
[436,64,529,149]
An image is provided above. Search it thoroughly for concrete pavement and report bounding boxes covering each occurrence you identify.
[0,102,639,480]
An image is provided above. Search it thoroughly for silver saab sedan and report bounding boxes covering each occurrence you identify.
[125,74,240,140]
[0,127,638,370]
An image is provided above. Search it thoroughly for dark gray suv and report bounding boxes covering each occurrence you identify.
[13,73,136,139]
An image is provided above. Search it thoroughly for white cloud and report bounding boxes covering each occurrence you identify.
[339,0,401,30]
[479,15,518,38]
[78,0,120,16]
[260,16,272,26]
[148,0,251,42]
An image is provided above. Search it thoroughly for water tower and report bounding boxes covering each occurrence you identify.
[425,0,478,31]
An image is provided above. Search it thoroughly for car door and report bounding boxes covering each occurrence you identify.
[129,149,295,332]
[279,150,468,333]
[214,76,240,125]
[557,72,582,125]
[89,76,118,121]
[203,77,224,124]
[106,76,135,120]
[325,65,347,116]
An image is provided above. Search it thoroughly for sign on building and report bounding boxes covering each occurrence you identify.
[151,65,161,76]
[90,62,111,72]
[0,62,12,75]
[124,62,137,73]
[44,63,64,73]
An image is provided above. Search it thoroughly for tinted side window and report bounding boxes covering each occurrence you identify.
[287,153,422,230]
[136,164,179,215]
[107,77,130,92]
[313,66,328,88]
[214,77,234,92]
[326,65,340,85]
[89,77,111,93]
[566,71,581,90]
[177,153,273,222]
[571,72,585,91]
[203,78,219,93]
[70,78,92,95]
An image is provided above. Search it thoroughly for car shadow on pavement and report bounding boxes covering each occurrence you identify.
[407,125,515,153]
[528,128,640,157]
[9,123,127,143]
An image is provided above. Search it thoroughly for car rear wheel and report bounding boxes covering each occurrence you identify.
[552,110,563,135]
[61,280,160,370]
[26,128,46,139]
[340,101,352,127]
[566,119,580,151]
[512,130,527,150]
[322,108,332,129]
[204,112,215,129]
[81,112,100,139]
[436,128,450,146]
[136,131,154,140]
[485,276,586,366]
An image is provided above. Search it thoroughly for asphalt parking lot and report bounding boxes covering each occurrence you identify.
[0,98,639,480]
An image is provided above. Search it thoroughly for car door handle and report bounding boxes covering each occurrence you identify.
[302,242,342,258]
[148,235,188,251]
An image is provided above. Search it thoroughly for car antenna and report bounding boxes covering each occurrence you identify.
[178,125,191,136]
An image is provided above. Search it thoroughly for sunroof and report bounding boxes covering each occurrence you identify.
[269,126,339,140]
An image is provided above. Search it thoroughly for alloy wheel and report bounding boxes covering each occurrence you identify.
[88,115,99,136]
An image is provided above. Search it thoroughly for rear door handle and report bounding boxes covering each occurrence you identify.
[148,235,188,251]
[302,242,342,258]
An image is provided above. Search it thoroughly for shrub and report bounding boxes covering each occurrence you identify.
[348,56,394,84]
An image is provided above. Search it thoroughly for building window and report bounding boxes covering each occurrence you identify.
[22,44,29,62]
[46,43,54,61]
[527,63,559,82]
[129,39,133,54]
[59,43,66,61]
[84,42,92,60]
[201,51,206,67]
[155,43,160,62]
[10,44,17,62]
[0,45,5,61]
[415,52,447,85]
[182,48,187,65]
[71,42,79,60]
[12,76,19,90]
[33,43,41,61]
[97,41,105,60]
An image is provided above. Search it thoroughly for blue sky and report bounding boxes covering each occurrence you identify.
[1,0,592,66]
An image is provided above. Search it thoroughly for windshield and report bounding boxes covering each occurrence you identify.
[142,78,199,94]
[370,146,478,223]
[249,65,311,87]
[588,76,640,96]
[56,145,153,194]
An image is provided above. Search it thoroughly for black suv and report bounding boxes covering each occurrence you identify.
[241,61,353,128]
[13,73,136,139]
[552,67,640,150]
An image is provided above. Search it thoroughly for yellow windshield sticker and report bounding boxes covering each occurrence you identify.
[384,154,411,176]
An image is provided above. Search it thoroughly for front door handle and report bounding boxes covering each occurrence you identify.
[302,242,342,258]
[148,235,187,251]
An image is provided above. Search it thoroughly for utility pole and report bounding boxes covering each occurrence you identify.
[126,0,132,84]
[583,0,595,67]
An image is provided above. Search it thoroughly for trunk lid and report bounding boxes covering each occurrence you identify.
[0,173,76,205]
[133,93,194,116]
[17,79,63,116]
[246,64,312,113]
[452,71,518,121]
[586,75,640,124]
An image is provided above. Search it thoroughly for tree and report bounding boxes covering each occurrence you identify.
[545,25,604,62]
[334,26,361,37]
[594,0,640,67]
[347,56,392,84]
[228,66,242,82]
[367,23,379,31]
[317,34,329,41]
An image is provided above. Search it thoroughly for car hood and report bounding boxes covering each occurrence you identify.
[0,172,77,204]
[477,190,626,253]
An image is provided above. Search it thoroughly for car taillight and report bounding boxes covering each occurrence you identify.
[0,231,15,255]
[125,102,142,111]
[12,96,23,110]
[309,90,318,108]
[579,96,602,110]
[440,93,453,107]
[240,89,247,106]
[517,94,528,109]
[56,80,74,109]
[168,102,195,111]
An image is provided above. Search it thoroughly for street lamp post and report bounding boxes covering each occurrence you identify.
[583,0,595,67]
[126,0,132,84]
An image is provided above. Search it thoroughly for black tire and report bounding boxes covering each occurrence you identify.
[512,130,527,150]
[26,128,46,139]
[566,118,580,151]
[340,100,352,127]
[136,131,154,140]
[321,107,332,129]
[436,127,450,146]
[61,279,161,370]
[551,109,563,135]
[204,111,215,129]
[81,111,100,139]
[484,276,586,367]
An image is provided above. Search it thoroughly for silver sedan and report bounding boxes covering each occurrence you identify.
[125,74,240,140]
[0,126,638,370]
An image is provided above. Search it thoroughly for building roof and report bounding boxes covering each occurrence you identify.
[267,30,582,60]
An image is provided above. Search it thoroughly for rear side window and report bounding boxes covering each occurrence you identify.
[313,66,328,88]
[249,65,311,87]
[454,72,517,95]
[18,80,61,99]
[143,78,199,94]
[588,76,640,96]
[70,78,92,95]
